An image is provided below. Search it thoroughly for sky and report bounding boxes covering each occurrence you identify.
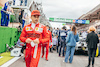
[42,0,100,29]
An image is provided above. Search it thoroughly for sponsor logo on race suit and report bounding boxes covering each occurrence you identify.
[26,27,32,31]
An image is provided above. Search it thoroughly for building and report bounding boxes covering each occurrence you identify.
[76,4,100,32]
[0,0,51,28]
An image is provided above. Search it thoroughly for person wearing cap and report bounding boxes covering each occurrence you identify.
[20,10,49,67]
[1,0,12,26]
[41,25,52,61]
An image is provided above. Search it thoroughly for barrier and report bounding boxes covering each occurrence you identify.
[0,27,21,53]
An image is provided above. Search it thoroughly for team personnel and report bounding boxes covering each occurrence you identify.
[52,28,57,37]
[1,0,12,26]
[20,10,49,67]
[42,25,52,61]
[59,26,67,57]
[56,28,60,53]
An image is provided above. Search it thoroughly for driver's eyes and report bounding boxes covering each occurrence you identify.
[34,16,39,18]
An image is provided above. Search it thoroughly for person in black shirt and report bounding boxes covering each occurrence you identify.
[19,9,24,24]
[86,26,99,67]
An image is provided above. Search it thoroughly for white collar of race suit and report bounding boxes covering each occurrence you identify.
[31,22,39,29]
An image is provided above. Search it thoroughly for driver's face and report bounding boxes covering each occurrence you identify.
[31,15,39,24]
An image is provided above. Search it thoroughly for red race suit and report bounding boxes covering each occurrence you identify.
[20,23,49,67]
[42,30,52,60]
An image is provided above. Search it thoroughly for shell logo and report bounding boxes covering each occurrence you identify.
[73,20,75,23]
[26,28,29,30]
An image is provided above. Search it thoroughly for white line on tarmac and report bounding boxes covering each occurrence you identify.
[0,56,3,59]
[1,57,20,67]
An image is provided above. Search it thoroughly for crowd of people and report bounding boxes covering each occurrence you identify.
[15,10,100,67]
[1,1,100,67]
[50,26,99,67]
[51,25,79,63]
[1,0,13,26]
[1,0,27,28]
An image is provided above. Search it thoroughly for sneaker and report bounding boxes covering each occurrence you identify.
[62,56,65,57]
[85,65,90,67]
[41,55,44,58]
[69,62,72,64]
[50,51,53,53]
[59,55,61,57]
[23,57,25,62]
[92,65,94,67]
[46,58,48,61]
[23,57,25,60]
[63,60,65,62]
[63,60,68,63]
